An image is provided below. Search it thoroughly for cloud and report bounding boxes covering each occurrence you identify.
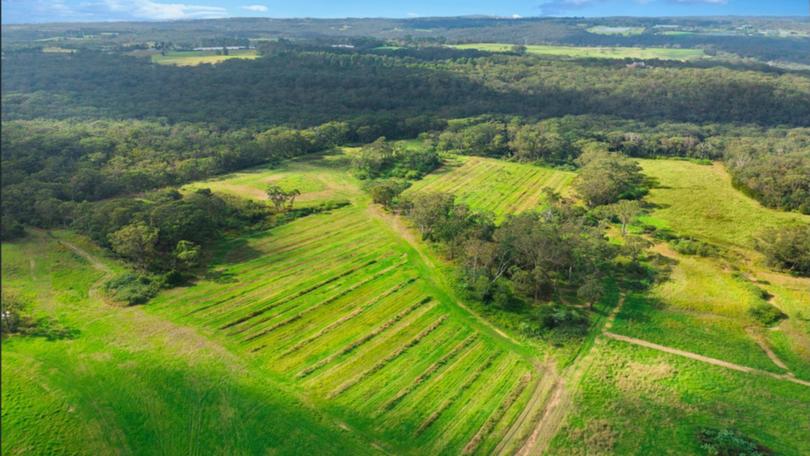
[407,12,419,17]
[512,13,523,18]
[241,4,268,12]
[537,0,605,16]
[101,0,227,20]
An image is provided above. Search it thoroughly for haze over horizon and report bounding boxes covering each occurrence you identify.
[1,0,807,25]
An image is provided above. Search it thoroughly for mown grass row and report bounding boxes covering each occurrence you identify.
[406,156,575,218]
[151,203,540,454]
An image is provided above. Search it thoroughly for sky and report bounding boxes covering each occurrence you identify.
[1,0,807,24]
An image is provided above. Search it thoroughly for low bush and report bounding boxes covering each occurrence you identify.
[748,302,787,327]
[104,273,162,305]
[697,427,772,456]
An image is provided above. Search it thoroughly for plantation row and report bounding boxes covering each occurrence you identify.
[406,157,575,218]
[152,206,541,454]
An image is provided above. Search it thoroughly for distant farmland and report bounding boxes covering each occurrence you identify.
[450,43,706,60]
[151,49,259,66]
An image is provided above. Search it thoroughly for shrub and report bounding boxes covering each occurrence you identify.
[697,428,771,456]
[748,302,787,327]
[756,225,810,277]
[672,238,719,257]
[104,273,162,305]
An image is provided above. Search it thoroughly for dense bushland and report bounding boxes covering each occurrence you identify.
[4,49,809,128]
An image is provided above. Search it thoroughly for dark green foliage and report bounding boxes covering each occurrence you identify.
[1,289,26,334]
[574,149,648,207]
[103,273,162,306]
[73,188,270,274]
[756,225,810,277]
[0,215,25,241]
[748,303,787,327]
[697,428,772,456]
[726,143,810,214]
[0,119,347,227]
[352,138,441,179]
[537,304,589,332]
[365,179,411,208]
[671,238,719,257]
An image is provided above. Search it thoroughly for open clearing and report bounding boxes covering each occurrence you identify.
[405,156,575,219]
[610,160,810,380]
[450,43,706,60]
[151,50,259,66]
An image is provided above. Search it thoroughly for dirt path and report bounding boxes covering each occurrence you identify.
[53,235,114,304]
[493,362,555,455]
[746,327,791,373]
[604,332,810,387]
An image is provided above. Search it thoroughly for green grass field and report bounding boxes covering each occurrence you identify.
[151,49,259,66]
[1,231,374,455]
[3,153,553,455]
[547,339,810,455]
[405,156,575,219]
[638,159,808,251]
[150,202,542,454]
[609,159,810,382]
[450,43,706,61]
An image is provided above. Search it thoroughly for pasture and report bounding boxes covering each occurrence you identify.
[151,49,259,66]
[637,159,808,251]
[608,159,810,382]
[449,43,706,60]
[405,156,575,219]
[149,198,546,454]
[1,231,373,455]
[547,339,810,455]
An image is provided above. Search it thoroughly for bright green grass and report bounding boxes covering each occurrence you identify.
[638,159,809,251]
[450,43,706,61]
[149,200,541,454]
[612,294,782,373]
[151,49,259,66]
[547,338,810,455]
[1,231,373,455]
[405,156,575,220]
[182,154,357,207]
[586,26,645,36]
[619,160,810,380]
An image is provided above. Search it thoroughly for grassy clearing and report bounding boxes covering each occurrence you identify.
[405,156,575,219]
[547,339,810,455]
[619,159,810,380]
[450,43,706,60]
[149,199,541,453]
[638,159,808,251]
[151,49,259,66]
[182,154,356,207]
[1,231,373,455]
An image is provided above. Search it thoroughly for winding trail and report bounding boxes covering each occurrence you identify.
[604,332,810,387]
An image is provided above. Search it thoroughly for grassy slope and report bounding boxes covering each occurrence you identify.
[405,155,575,220]
[154,154,543,454]
[632,159,810,377]
[450,43,706,60]
[1,231,373,455]
[547,339,810,455]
